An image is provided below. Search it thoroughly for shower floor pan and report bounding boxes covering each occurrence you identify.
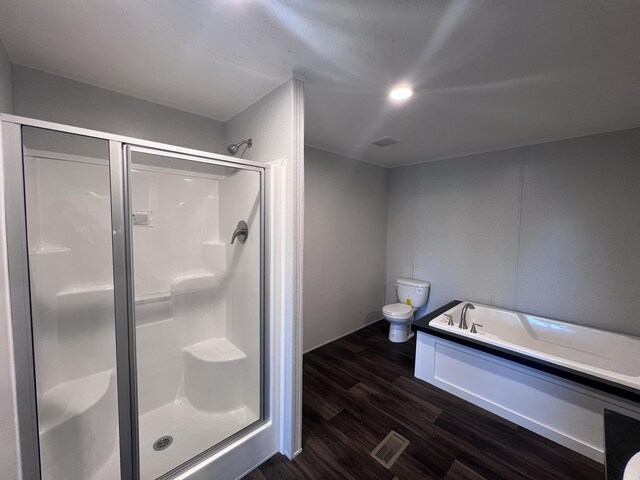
[39,338,259,480]
[93,398,258,480]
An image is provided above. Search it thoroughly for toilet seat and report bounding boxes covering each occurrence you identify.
[382,303,414,319]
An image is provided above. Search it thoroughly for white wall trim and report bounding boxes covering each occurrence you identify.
[280,76,304,459]
[0,120,23,480]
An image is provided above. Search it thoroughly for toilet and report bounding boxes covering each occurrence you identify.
[382,278,430,343]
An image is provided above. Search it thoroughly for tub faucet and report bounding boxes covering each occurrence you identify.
[470,322,483,334]
[459,303,475,329]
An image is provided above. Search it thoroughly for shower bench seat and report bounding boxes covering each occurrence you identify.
[184,337,249,412]
[38,370,117,480]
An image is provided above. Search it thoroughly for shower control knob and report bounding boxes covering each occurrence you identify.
[231,220,249,244]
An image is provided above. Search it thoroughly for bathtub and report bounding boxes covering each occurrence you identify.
[413,301,640,462]
[429,302,640,393]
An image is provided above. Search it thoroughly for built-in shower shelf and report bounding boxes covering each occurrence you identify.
[31,245,71,255]
[183,338,246,362]
[38,369,114,433]
[171,271,222,295]
[55,272,222,310]
[57,284,114,310]
[135,291,171,306]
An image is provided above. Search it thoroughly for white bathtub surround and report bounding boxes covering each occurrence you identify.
[415,302,640,462]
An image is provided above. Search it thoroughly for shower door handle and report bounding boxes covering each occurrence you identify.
[231,220,248,244]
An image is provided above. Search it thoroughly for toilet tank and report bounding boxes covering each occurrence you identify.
[396,278,430,308]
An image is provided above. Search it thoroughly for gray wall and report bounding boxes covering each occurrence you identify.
[226,77,305,455]
[304,147,388,351]
[12,65,226,152]
[0,39,12,113]
[225,80,299,165]
[386,128,640,336]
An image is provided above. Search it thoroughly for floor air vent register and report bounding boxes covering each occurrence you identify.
[370,430,410,468]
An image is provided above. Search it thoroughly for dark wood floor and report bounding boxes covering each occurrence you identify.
[246,320,604,479]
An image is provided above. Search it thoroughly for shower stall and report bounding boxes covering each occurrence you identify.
[1,115,277,480]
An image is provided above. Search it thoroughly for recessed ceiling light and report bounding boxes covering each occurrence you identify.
[389,86,413,101]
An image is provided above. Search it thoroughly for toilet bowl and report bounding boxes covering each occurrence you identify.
[382,303,416,343]
[382,278,430,343]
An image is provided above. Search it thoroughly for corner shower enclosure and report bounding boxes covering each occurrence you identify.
[2,116,270,480]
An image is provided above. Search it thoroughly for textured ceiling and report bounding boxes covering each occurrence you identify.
[1,1,640,167]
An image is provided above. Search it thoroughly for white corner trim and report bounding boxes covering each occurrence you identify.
[267,157,286,167]
[0,121,24,480]
[280,77,304,459]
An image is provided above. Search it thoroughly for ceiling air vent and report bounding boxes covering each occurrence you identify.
[370,430,410,468]
[371,136,399,147]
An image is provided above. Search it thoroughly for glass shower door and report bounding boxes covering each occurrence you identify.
[21,126,121,480]
[127,147,263,479]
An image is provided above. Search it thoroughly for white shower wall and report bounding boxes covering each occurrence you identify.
[130,167,222,296]
[130,161,262,478]
[219,170,261,415]
[24,151,115,401]
[131,163,227,415]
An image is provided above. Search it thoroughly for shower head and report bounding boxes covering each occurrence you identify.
[227,138,253,156]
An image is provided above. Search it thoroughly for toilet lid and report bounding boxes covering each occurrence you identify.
[383,303,413,316]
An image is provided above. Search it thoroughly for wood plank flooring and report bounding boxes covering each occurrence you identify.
[246,321,605,479]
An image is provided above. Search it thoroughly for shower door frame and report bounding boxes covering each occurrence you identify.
[1,114,271,480]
